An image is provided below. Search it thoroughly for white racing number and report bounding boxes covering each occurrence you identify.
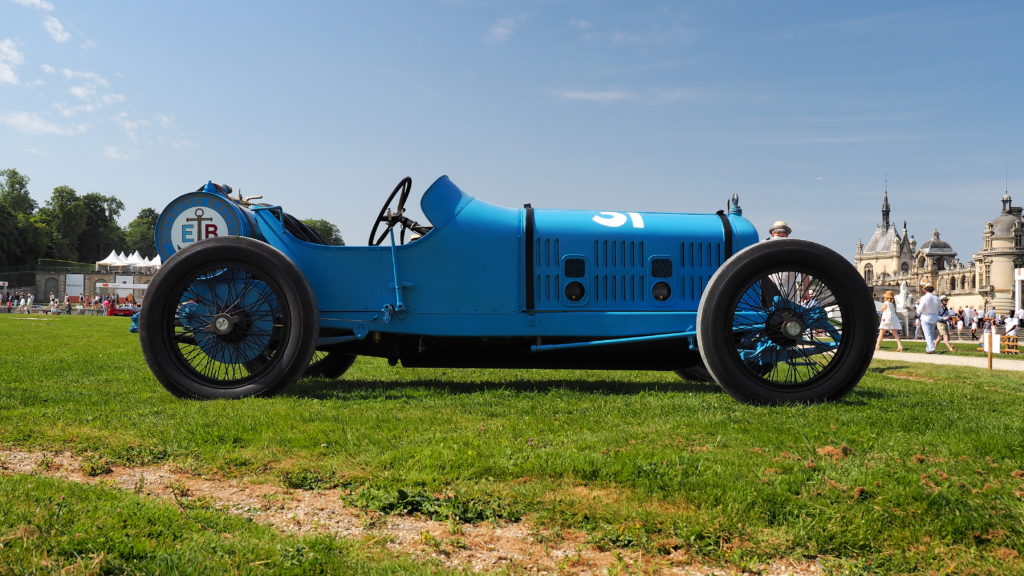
[592,211,645,229]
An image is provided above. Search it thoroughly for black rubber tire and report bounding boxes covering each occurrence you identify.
[696,239,875,404]
[305,347,356,379]
[139,236,317,399]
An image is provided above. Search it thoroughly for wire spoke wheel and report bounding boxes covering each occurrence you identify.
[172,268,280,383]
[140,237,316,399]
[697,239,875,404]
[730,269,843,387]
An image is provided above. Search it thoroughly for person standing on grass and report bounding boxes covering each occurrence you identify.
[916,284,941,354]
[935,296,957,352]
[876,290,904,352]
[1004,310,1018,337]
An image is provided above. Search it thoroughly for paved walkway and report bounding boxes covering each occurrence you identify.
[872,349,1024,371]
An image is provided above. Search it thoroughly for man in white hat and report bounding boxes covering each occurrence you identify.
[768,221,791,239]
[915,283,941,353]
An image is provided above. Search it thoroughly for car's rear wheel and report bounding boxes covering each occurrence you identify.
[139,236,317,399]
[306,347,356,379]
[674,365,712,382]
[696,239,875,404]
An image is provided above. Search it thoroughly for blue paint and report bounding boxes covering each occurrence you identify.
[155,176,760,342]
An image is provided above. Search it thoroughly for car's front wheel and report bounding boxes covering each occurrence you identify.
[139,236,317,399]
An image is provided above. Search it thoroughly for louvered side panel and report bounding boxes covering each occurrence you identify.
[533,237,561,307]
[680,241,724,306]
[592,240,646,306]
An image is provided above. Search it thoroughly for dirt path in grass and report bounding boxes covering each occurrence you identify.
[0,449,819,576]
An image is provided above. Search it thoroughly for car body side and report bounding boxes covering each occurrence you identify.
[241,176,759,341]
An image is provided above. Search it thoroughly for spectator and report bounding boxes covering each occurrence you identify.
[935,296,957,352]
[1004,310,1018,337]
[876,290,904,352]
[767,221,791,239]
[916,284,941,354]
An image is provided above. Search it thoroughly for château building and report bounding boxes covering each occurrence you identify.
[855,189,1024,315]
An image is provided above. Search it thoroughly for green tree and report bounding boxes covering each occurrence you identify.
[0,204,18,267]
[0,168,36,216]
[76,193,126,263]
[0,168,47,267]
[37,185,86,260]
[124,207,159,258]
[11,214,49,267]
[300,218,345,246]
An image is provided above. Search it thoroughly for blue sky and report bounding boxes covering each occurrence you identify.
[2,1,1023,258]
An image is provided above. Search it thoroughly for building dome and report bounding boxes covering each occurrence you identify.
[918,229,955,256]
[988,212,1019,237]
[988,191,1024,237]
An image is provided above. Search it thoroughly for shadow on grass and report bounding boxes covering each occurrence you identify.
[288,376,725,400]
[288,377,894,405]
[867,365,915,374]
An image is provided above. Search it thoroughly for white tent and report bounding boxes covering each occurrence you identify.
[95,249,123,269]
[126,251,146,267]
[95,249,162,272]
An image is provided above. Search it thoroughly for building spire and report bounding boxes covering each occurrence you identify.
[881,176,891,229]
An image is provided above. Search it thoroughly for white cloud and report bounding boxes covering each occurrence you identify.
[485,15,526,45]
[47,67,123,117]
[555,89,635,104]
[650,87,697,104]
[12,0,54,11]
[609,25,696,46]
[569,18,592,29]
[0,39,24,84]
[114,112,151,141]
[43,16,71,43]
[162,138,196,149]
[0,111,84,135]
[555,87,697,105]
[102,145,128,160]
[59,68,107,85]
[69,84,92,99]
[55,93,125,118]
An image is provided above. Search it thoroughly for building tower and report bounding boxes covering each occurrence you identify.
[975,191,1024,312]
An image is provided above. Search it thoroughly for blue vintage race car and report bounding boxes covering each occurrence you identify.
[139,176,875,404]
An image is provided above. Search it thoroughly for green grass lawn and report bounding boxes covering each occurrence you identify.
[1,314,1023,575]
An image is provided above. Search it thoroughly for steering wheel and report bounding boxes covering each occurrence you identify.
[368,177,430,245]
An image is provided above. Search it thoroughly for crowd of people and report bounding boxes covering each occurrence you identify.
[1,291,35,313]
[876,282,1023,353]
[1,291,135,315]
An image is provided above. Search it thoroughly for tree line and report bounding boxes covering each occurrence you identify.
[0,168,344,269]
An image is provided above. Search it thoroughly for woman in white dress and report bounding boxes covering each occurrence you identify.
[876,290,904,352]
